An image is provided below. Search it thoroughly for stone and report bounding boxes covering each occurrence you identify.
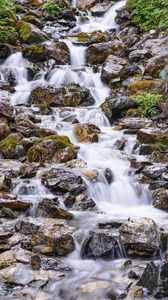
[143,164,167,180]
[77,0,96,10]
[0,133,26,159]
[73,123,101,143]
[22,44,48,63]
[119,218,159,257]
[36,198,74,219]
[0,121,10,140]
[47,41,70,64]
[18,21,48,44]
[101,96,137,121]
[19,162,39,178]
[145,55,168,78]
[27,135,78,163]
[86,41,125,65]
[0,101,13,120]
[0,193,31,211]
[160,262,168,296]
[127,79,166,96]
[129,49,152,63]
[0,207,16,219]
[75,194,96,210]
[137,128,168,145]
[42,168,86,196]
[82,169,98,180]
[0,250,15,270]
[0,43,12,60]
[152,188,168,211]
[137,261,160,295]
[30,222,75,256]
[81,230,122,259]
[31,84,95,113]
[101,55,127,84]
[0,173,11,191]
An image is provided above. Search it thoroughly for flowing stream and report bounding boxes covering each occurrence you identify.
[0,1,167,299]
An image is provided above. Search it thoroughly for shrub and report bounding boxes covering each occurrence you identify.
[130,92,162,116]
[126,0,168,31]
[0,0,16,42]
[43,0,60,16]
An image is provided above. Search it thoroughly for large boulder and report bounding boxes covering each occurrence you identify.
[145,55,168,78]
[18,21,48,44]
[127,79,166,96]
[22,44,48,63]
[36,198,74,219]
[81,230,122,259]
[152,188,168,211]
[101,96,137,121]
[47,41,70,65]
[86,41,125,65]
[137,128,168,145]
[0,133,26,159]
[119,218,159,257]
[0,193,31,211]
[41,168,86,196]
[73,123,101,143]
[101,55,127,84]
[0,101,13,120]
[30,84,95,113]
[137,261,160,296]
[0,43,12,60]
[27,135,78,163]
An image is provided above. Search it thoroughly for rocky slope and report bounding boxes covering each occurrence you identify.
[0,0,168,299]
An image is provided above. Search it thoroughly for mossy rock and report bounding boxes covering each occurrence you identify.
[70,31,107,45]
[22,44,47,63]
[27,135,78,163]
[127,80,166,96]
[22,15,43,29]
[18,20,48,44]
[73,123,101,143]
[0,133,26,159]
[137,129,168,145]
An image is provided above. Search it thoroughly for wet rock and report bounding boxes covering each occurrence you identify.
[119,218,159,257]
[114,137,126,150]
[18,21,48,44]
[101,96,137,121]
[30,221,75,256]
[115,7,131,24]
[0,207,17,219]
[104,168,113,184]
[121,118,153,130]
[0,173,11,191]
[160,261,168,296]
[75,194,96,210]
[86,41,125,65]
[143,164,167,180]
[120,64,142,81]
[15,112,41,137]
[129,49,152,63]
[47,41,70,64]
[73,123,101,143]
[0,193,31,211]
[0,250,16,269]
[22,44,48,63]
[81,230,122,259]
[137,128,168,145]
[145,55,168,78]
[31,253,71,271]
[137,261,160,295]
[65,159,87,169]
[19,162,39,178]
[36,198,74,219]
[127,286,145,299]
[127,79,166,96]
[90,1,113,16]
[160,65,168,79]
[152,188,168,211]
[101,55,127,84]
[0,101,13,120]
[0,121,10,140]
[15,218,40,235]
[77,0,96,10]
[149,180,168,190]
[0,133,26,159]
[27,135,78,163]
[0,43,12,60]
[31,84,95,113]
[82,169,98,180]
[42,168,86,196]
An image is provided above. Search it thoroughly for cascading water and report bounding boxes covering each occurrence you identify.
[0,1,167,299]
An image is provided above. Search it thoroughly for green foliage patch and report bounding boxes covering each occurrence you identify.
[130,92,162,116]
[0,0,16,42]
[126,0,168,31]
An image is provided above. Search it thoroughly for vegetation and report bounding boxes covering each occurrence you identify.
[0,0,16,42]
[126,0,168,31]
[43,0,60,17]
[131,92,162,116]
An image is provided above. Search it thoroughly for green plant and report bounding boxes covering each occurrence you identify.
[131,92,162,116]
[43,0,60,16]
[0,0,16,42]
[126,0,168,31]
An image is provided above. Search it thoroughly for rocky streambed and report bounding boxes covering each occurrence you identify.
[0,0,168,299]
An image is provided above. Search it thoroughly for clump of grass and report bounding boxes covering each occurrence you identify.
[130,92,162,116]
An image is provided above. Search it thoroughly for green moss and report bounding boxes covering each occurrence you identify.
[18,20,31,42]
[48,135,72,149]
[70,31,107,43]
[126,0,168,31]
[0,0,17,42]
[0,133,23,152]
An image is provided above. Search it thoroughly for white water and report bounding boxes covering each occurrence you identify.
[76,1,126,33]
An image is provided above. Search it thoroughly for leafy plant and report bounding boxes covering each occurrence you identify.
[0,0,16,42]
[131,92,162,116]
[43,0,60,16]
[126,0,168,31]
